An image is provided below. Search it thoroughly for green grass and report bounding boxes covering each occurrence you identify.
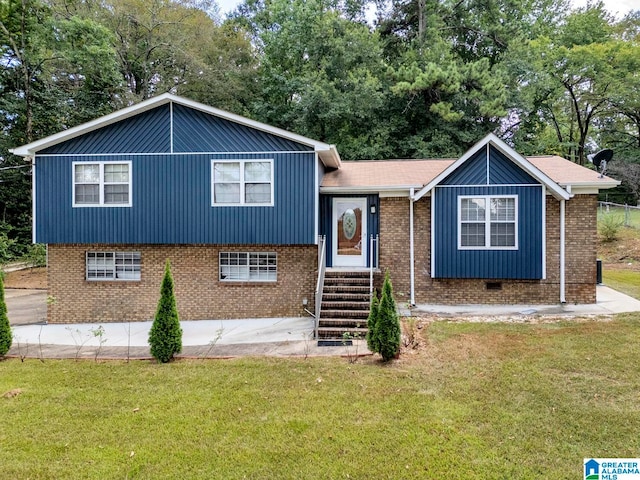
[598,205,640,229]
[2,318,640,479]
[603,269,640,300]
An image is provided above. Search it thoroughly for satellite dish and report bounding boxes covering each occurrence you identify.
[590,149,613,178]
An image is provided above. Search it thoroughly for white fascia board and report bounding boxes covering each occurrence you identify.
[559,181,620,192]
[320,185,420,196]
[413,133,571,202]
[11,93,342,168]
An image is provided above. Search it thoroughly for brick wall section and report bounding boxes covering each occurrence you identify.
[564,195,598,303]
[378,194,597,305]
[47,244,317,324]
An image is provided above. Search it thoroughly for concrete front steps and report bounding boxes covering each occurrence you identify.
[317,271,371,340]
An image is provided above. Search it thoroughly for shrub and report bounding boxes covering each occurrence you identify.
[0,230,17,264]
[598,213,624,242]
[366,291,379,353]
[24,243,47,268]
[0,273,12,357]
[149,260,182,363]
[376,272,401,362]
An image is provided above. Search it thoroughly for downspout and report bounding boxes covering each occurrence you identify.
[409,188,416,306]
[560,198,566,304]
[30,156,36,244]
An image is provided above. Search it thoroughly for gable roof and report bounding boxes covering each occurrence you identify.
[10,93,342,168]
[413,133,570,200]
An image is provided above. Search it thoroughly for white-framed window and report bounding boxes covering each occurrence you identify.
[73,161,132,207]
[86,252,141,281]
[212,160,273,206]
[458,195,518,249]
[219,252,277,282]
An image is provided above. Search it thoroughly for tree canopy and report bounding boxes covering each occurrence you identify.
[1,0,639,253]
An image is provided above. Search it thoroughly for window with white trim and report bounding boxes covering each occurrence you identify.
[86,252,141,281]
[212,160,273,206]
[219,252,277,282]
[459,196,517,249]
[73,161,131,206]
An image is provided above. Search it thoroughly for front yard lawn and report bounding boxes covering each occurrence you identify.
[2,317,639,479]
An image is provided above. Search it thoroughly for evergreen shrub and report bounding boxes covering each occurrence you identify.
[0,273,12,357]
[376,272,401,361]
[149,260,182,363]
[366,292,379,353]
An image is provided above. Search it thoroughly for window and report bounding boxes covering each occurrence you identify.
[73,161,131,207]
[459,196,517,249]
[219,252,277,282]
[212,160,273,206]
[86,252,141,281]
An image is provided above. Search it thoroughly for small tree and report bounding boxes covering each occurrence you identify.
[366,291,380,353]
[0,271,12,357]
[149,260,182,363]
[376,272,401,362]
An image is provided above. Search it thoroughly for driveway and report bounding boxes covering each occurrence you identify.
[5,289,47,326]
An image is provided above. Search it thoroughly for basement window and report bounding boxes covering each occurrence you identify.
[486,282,503,291]
[86,252,141,281]
[219,252,277,282]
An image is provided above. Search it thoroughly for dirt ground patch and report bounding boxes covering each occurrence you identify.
[3,267,47,289]
[598,228,640,271]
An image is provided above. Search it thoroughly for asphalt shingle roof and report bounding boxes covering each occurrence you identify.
[321,156,617,189]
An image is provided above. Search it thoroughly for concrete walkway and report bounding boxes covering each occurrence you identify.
[5,285,640,360]
[406,285,640,317]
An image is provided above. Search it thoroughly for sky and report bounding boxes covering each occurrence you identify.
[216,0,638,19]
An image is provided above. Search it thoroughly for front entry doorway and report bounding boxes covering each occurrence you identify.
[332,198,367,267]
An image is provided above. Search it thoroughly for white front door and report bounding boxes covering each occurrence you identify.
[332,198,367,267]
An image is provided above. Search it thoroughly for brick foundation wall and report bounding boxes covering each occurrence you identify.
[47,244,317,324]
[378,194,597,306]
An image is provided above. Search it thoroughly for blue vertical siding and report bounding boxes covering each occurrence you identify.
[442,145,537,186]
[433,185,543,279]
[442,149,487,185]
[40,106,171,154]
[35,152,317,244]
[488,147,537,184]
[319,194,379,267]
[172,105,313,153]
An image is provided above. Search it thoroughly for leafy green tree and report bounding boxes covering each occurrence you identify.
[234,0,390,160]
[376,272,401,362]
[508,5,624,164]
[366,291,379,353]
[149,260,182,363]
[1,0,123,250]
[0,271,12,357]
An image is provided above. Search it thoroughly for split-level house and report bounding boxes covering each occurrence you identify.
[11,94,619,337]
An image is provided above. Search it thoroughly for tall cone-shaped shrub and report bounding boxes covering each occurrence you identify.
[149,260,182,363]
[366,291,379,353]
[0,272,11,357]
[377,272,401,361]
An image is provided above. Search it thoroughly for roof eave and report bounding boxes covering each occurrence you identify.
[318,146,342,169]
[561,180,620,190]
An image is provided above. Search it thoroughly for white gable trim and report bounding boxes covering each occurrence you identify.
[412,133,570,201]
[10,93,342,168]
